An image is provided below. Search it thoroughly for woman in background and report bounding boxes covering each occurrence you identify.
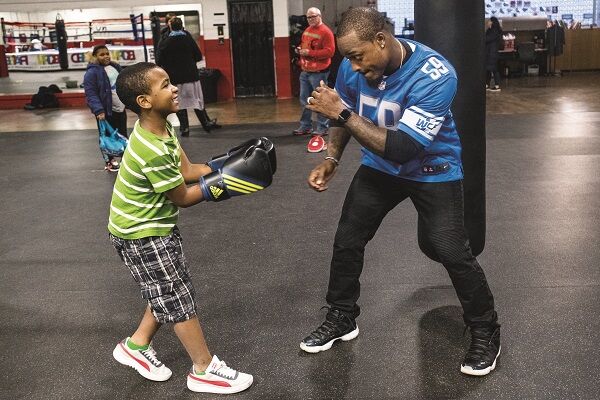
[157,17,220,136]
[485,16,503,92]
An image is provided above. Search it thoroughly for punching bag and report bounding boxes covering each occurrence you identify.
[150,12,161,59]
[415,0,486,255]
[55,14,69,70]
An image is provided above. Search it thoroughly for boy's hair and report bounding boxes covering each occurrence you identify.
[92,44,108,56]
[116,62,158,115]
[170,17,183,31]
[337,7,393,41]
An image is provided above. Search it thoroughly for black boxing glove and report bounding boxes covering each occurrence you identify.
[200,144,275,202]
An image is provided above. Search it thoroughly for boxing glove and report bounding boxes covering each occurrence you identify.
[199,144,274,202]
[207,137,277,174]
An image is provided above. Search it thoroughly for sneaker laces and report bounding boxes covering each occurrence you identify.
[147,343,157,357]
[140,347,162,367]
[209,360,238,380]
[464,326,500,360]
[309,306,353,340]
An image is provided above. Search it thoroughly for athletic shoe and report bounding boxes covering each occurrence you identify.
[300,307,359,353]
[307,135,327,153]
[112,337,172,381]
[107,159,120,171]
[461,326,501,376]
[293,127,313,136]
[187,355,253,394]
[489,86,501,92]
[313,130,328,137]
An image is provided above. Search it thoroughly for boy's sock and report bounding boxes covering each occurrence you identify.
[126,337,149,351]
[193,366,206,376]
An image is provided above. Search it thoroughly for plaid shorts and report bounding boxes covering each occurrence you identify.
[110,227,197,323]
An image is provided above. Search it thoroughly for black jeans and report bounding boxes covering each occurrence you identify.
[326,165,498,328]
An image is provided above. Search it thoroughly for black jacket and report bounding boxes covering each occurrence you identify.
[485,27,503,67]
[157,32,202,85]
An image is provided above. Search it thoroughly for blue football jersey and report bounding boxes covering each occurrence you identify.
[335,39,464,182]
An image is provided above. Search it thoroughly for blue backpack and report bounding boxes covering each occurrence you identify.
[98,119,128,158]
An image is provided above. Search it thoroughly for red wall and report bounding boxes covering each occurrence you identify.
[274,36,292,99]
[203,38,234,101]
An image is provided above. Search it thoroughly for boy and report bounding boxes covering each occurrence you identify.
[108,62,265,394]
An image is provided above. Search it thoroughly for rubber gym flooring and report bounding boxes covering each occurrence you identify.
[1,111,599,399]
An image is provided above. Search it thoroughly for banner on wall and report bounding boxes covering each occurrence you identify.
[5,45,154,71]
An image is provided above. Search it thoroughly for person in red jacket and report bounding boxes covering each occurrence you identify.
[293,7,335,143]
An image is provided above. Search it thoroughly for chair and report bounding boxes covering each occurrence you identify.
[517,42,537,75]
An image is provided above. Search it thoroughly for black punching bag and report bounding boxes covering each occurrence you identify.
[415,0,486,256]
[55,14,69,70]
[150,12,162,58]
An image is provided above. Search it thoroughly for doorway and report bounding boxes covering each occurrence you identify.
[228,0,275,97]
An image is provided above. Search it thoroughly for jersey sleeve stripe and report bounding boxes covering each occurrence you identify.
[407,105,444,121]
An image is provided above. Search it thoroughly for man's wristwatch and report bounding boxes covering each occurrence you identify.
[337,108,353,124]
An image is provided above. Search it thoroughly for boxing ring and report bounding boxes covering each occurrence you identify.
[1,14,153,72]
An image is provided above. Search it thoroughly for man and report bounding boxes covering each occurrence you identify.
[293,7,335,150]
[300,7,501,377]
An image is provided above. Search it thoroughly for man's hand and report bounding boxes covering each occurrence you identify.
[308,159,337,192]
[96,112,106,120]
[305,81,345,120]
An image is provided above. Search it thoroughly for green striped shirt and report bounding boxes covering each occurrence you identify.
[107,120,184,239]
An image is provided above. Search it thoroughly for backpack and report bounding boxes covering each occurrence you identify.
[24,85,62,110]
[98,119,128,158]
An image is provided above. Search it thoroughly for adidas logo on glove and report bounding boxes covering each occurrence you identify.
[210,186,224,199]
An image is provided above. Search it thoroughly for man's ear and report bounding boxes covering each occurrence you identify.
[137,94,152,111]
[375,32,386,49]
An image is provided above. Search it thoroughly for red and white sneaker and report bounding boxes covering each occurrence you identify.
[112,338,172,381]
[187,355,253,394]
[293,127,313,136]
[307,135,327,153]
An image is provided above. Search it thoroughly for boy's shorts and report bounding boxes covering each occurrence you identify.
[110,227,196,323]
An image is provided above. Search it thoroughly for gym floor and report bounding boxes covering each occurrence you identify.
[1,72,599,399]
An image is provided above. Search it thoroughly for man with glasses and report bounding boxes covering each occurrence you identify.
[293,7,335,152]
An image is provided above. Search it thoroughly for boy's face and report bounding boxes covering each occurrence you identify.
[138,68,179,116]
[95,48,111,66]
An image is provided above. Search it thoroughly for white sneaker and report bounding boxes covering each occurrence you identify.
[112,337,172,381]
[187,355,253,394]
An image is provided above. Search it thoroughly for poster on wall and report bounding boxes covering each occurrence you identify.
[5,45,154,72]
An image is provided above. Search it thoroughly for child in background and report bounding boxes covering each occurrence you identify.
[83,44,128,171]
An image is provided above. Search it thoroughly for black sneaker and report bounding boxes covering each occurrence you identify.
[461,326,501,376]
[300,307,359,353]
